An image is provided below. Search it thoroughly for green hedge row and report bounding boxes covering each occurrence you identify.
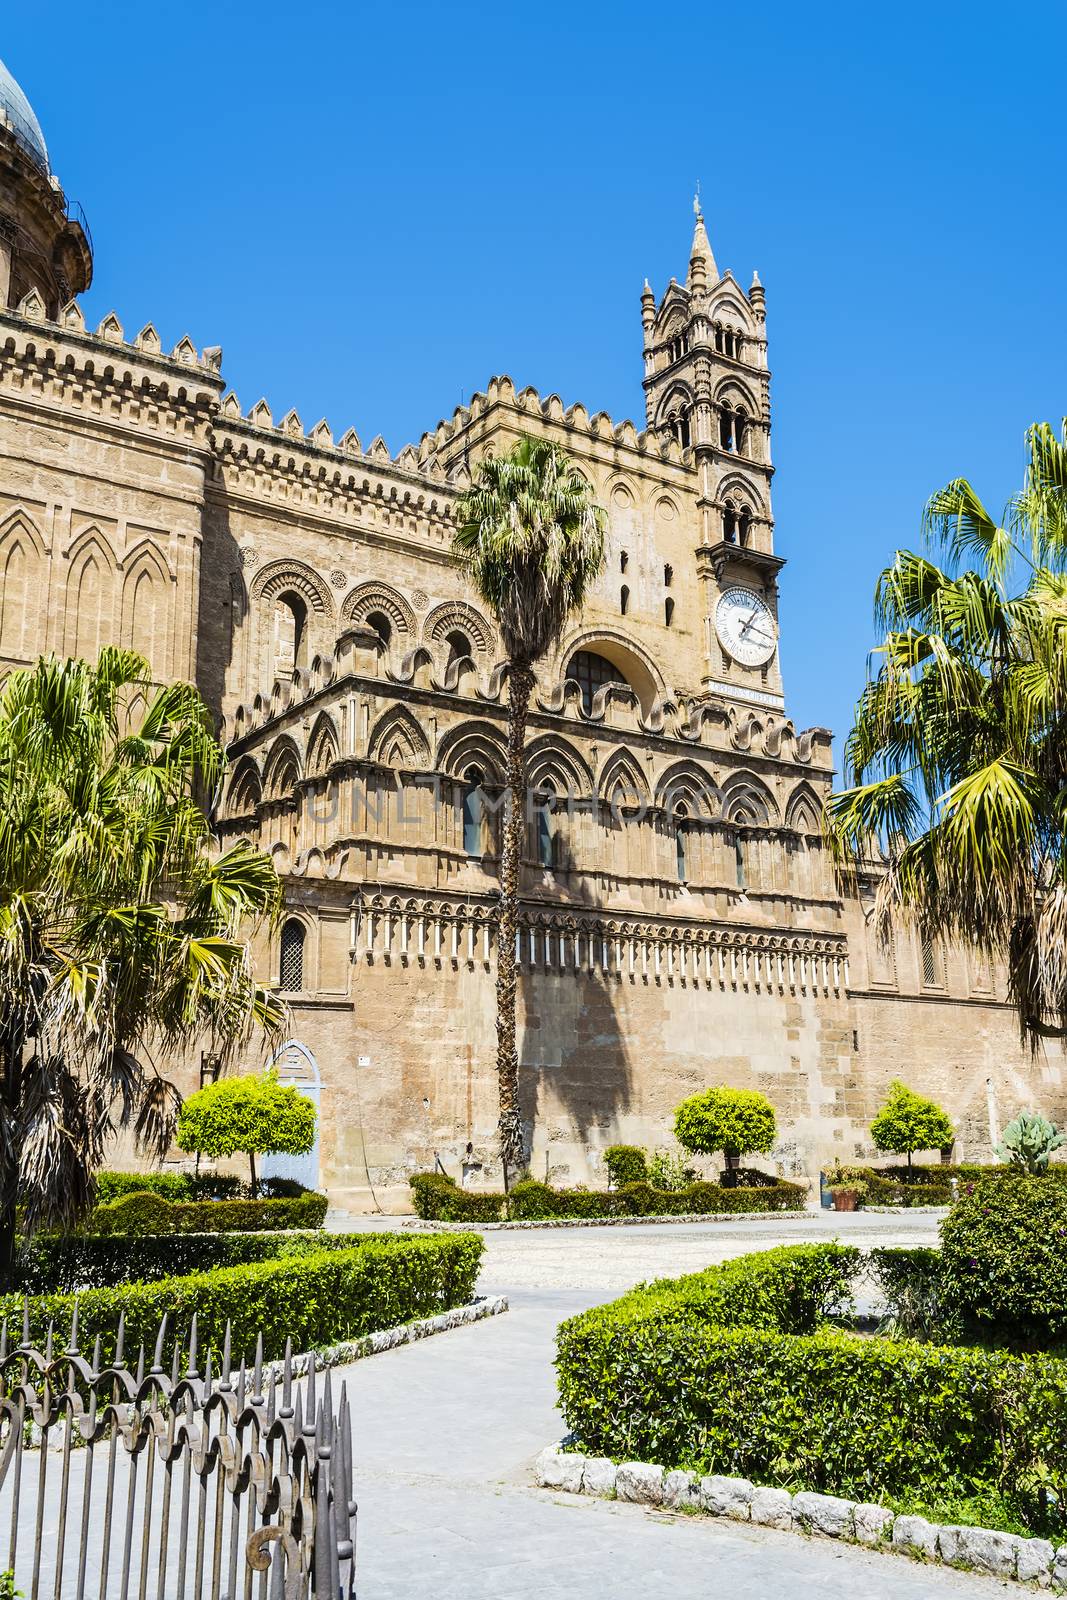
[93,1171,308,1204]
[2,1231,484,1368]
[86,1190,328,1235]
[15,1229,376,1293]
[410,1172,805,1222]
[555,1244,1067,1528]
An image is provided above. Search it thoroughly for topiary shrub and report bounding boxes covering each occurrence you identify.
[673,1087,776,1186]
[603,1145,648,1187]
[86,1190,328,1235]
[408,1173,503,1222]
[176,1070,316,1196]
[939,1172,1067,1346]
[870,1080,954,1171]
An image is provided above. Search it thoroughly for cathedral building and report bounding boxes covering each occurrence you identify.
[1,57,1062,1204]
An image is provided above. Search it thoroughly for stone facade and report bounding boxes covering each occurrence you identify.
[1,62,1063,1206]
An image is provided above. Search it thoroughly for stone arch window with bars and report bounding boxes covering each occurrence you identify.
[666,405,691,449]
[280,917,307,992]
[714,324,744,359]
[719,405,748,454]
[665,331,688,364]
[722,503,752,545]
[568,649,629,715]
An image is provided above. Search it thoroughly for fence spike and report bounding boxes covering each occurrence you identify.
[293,1390,303,1439]
[282,1339,292,1413]
[152,1313,168,1373]
[0,1316,8,1361]
[170,1340,181,1385]
[187,1313,199,1378]
[236,1359,247,1411]
[135,1344,145,1384]
[21,1297,29,1347]
[44,1319,54,1361]
[266,1373,277,1426]
[204,1347,213,1398]
[306,1349,316,1427]
[252,1334,263,1401]
[221,1322,232,1386]
[115,1310,126,1367]
[67,1297,79,1355]
[91,1333,102,1377]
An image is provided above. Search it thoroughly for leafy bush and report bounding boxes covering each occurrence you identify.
[410,1172,805,1222]
[868,1246,946,1340]
[409,1173,503,1222]
[603,1146,648,1187]
[15,1229,384,1293]
[870,1080,954,1168]
[93,1170,305,1205]
[673,1088,777,1163]
[996,1111,1067,1174]
[646,1149,695,1191]
[556,1243,1067,1531]
[834,1164,953,1206]
[0,1231,484,1368]
[176,1071,316,1195]
[940,1172,1067,1346]
[86,1190,328,1235]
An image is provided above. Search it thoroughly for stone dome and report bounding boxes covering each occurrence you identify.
[0,57,48,173]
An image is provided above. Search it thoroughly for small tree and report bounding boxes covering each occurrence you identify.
[673,1087,777,1186]
[176,1070,316,1195]
[870,1080,954,1171]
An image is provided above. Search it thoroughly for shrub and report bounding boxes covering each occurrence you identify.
[996,1111,1067,1174]
[939,1172,1067,1346]
[0,1231,484,1368]
[410,1172,805,1222]
[86,1190,328,1235]
[870,1080,954,1170]
[176,1070,316,1195]
[646,1149,695,1191]
[408,1173,503,1222]
[93,1170,306,1205]
[556,1243,1067,1531]
[15,1229,386,1293]
[673,1088,777,1175]
[603,1146,648,1187]
[868,1246,946,1340]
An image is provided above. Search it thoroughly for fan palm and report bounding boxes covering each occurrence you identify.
[453,436,606,1181]
[0,649,284,1277]
[825,419,1067,1042]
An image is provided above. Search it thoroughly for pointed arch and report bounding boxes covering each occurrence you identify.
[435,721,507,784]
[120,542,171,672]
[250,560,335,617]
[713,376,760,414]
[597,748,651,813]
[64,528,116,663]
[786,781,823,834]
[655,760,720,820]
[424,601,495,658]
[342,583,416,642]
[307,711,340,775]
[0,507,45,659]
[720,772,777,825]
[367,704,431,769]
[264,736,302,799]
[227,757,263,815]
[525,735,595,799]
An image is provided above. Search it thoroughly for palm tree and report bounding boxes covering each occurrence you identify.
[825,419,1067,1042]
[0,649,284,1278]
[453,437,606,1183]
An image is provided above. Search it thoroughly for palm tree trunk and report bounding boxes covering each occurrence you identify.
[497,664,534,1188]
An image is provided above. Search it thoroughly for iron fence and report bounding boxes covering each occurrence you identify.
[0,1307,356,1599]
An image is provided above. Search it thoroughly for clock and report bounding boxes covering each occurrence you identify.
[715,587,777,667]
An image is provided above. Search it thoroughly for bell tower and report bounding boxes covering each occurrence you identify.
[0,56,92,316]
[642,197,785,711]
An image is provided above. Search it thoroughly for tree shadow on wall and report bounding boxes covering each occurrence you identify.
[514,817,635,1182]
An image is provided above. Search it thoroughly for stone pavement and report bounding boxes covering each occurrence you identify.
[339,1212,1010,1598]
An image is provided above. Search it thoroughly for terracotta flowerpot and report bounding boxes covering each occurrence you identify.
[832,1189,859,1212]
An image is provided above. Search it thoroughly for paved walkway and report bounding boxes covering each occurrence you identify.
[339,1211,1009,1598]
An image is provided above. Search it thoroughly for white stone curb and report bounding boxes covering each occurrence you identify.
[405,1208,808,1232]
[534,1443,1066,1588]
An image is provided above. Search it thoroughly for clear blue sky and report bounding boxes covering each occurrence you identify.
[4,2,1063,762]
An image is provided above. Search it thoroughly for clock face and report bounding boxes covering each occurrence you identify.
[715,587,777,667]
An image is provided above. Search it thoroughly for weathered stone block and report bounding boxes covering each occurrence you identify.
[750,1485,793,1528]
[891,1514,938,1558]
[954,1526,1023,1578]
[792,1491,854,1538]
[1053,1543,1067,1591]
[700,1474,752,1520]
[662,1469,700,1510]
[616,1462,665,1505]
[853,1503,892,1546]
[536,1447,585,1492]
[1017,1537,1055,1585]
[581,1457,617,1498]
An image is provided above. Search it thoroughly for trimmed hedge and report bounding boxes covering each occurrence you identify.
[940,1172,1067,1346]
[86,1190,328,1235]
[410,1171,805,1222]
[15,1229,376,1293]
[603,1146,649,1186]
[555,1244,1067,1528]
[93,1171,306,1205]
[2,1231,484,1368]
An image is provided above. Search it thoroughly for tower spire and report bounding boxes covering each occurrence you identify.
[687,188,717,287]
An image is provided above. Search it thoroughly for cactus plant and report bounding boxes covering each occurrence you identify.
[995,1110,1066,1174]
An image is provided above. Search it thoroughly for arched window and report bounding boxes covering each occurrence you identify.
[535,785,556,868]
[719,406,749,455]
[739,509,752,546]
[461,766,483,857]
[734,410,748,454]
[279,919,306,992]
[567,649,629,715]
[665,597,675,627]
[366,610,392,651]
[272,591,308,676]
[620,551,629,573]
[675,804,691,884]
[723,504,738,543]
[620,584,630,617]
[667,408,691,449]
[735,837,746,890]
[445,629,472,667]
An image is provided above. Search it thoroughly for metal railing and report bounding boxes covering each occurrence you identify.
[0,1308,357,1599]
